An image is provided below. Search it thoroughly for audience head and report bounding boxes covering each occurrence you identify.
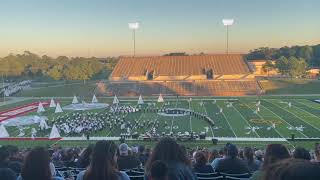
[0,146,10,164]
[226,143,238,158]
[194,151,208,166]
[243,147,254,164]
[314,143,320,160]
[84,140,118,180]
[262,144,290,170]
[255,150,263,161]
[146,137,190,171]
[21,147,51,180]
[293,147,311,160]
[0,168,17,180]
[138,145,145,154]
[119,143,129,156]
[149,160,169,180]
[263,158,320,180]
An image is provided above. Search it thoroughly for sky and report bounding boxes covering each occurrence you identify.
[0,0,319,57]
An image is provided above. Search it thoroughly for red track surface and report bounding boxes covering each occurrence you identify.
[0,101,50,122]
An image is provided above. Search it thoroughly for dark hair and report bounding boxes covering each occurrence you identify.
[293,147,311,160]
[262,144,290,170]
[149,160,168,180]
[314,143,320,156]
[0,146,10,163]
[146,137,190,172]
[84,140,118,180]
[194,151,207,166]
[244,147,254,164]
[77,144,94,168]
[21,147,51,180]
[263,158,320,180]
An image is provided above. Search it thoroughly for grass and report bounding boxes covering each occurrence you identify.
[260,79,320,94]
[0,96,320,148]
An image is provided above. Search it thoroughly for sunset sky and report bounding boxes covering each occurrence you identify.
[0,0,319,57]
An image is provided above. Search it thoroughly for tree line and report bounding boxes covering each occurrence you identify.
[0,51,118,81]
[247,44,320,77]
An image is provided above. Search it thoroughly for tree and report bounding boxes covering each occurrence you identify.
[275,56,290,76]
[287,57,307,77]
[262,60,275,76]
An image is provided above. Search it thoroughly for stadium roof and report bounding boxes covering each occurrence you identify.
[110,54,251,78]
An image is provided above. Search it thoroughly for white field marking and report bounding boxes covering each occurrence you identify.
[188,101,193,132]
[260,103,308,138]
[170,99,178,133]
[232,104,260,137]
[201,100,215,137]
[291,104,320,121]
[294,100,320,112]
[244,102,291,139]
[215,102,237,138]
[267,100,320,133]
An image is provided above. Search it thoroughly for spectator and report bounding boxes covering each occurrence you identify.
[0,168,17,180]
[263,158,320,180]
[76,140,129,180]
[193,151,215,174]
[250,144,290,180]
[0,146,10,168]
[149,160,169,180]
[76,144,94,168]
[255,150,263,162]
[138,145,149,166]
[117,143,141,170]
[215,143,249,174]
[208,149,219,164]
[211,145,228,169]
[311,143,320,163]
[18,147,63,180]
[293,147,311,160]
[146,137,197,180]
[244,147,261,172]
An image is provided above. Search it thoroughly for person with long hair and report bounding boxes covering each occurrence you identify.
[76,140,129,180]
[145,137,196,180]
[262,158,320,180]
[243,147,261,172]
[250,144,290,180]
[18,147,63,180]
[77,144,94,168]
[192,151,214,174]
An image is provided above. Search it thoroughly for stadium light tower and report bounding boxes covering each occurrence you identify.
[128,22,140,57]
[222,19,234,54]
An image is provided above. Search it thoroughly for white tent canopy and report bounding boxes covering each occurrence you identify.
[0,124,9,138]
[157,94,164,103]
[55,103,63,113]
[113,95,119,104]
[92,94,98,103]
[39,117,49,130]
[49,124,61,139]
[72,96,79,104]
[37,102,45,113]
[49,98,56,108]
[138,95,144,105]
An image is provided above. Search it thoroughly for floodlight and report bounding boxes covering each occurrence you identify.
[222,19,234,26]
[128,22,139,30]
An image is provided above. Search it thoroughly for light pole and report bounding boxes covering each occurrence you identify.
[222,19,234,54]
[128,22,139,57]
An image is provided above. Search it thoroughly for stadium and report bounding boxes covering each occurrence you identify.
[1,1,320,180]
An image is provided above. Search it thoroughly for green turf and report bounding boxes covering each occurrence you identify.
[1,95,320,149]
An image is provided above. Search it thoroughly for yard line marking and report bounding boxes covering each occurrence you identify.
[267,100,320,133]
[261,102,308,138]
[292,104,320,121]
[243,102,291,139]
[215,103,237,138]
[232,105,260,138]
[201,100,214,137]
[170,98,178,133]
[294,100,320,113]
[188,101,193,132]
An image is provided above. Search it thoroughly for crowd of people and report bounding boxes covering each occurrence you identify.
[0,80,31,97]
[1,138,320,180]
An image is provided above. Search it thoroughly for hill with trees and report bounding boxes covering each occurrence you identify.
[0,51,118,81]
